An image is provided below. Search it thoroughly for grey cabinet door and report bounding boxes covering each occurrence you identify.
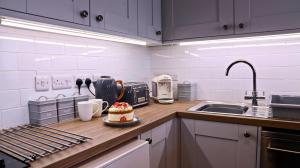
[0,0,26,12]
[90,0,138,35]
[181,119,258,168]
[140,119,179,168]
[138,0,162,41]
[235,0,300,34]
[27,0,89,25]
[163,0,234,41]
[27,0,74,22]
[74,0,90,26]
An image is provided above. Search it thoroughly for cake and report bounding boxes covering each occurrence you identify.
[108,102,134,122]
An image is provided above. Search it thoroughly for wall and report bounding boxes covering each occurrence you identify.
[0,26,151,129]
[150,38,300,103]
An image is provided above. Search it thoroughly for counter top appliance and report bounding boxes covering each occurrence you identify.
[120,82,149,108]
[152,75,174,104]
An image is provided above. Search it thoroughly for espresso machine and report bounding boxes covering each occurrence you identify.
[152,75,174,104]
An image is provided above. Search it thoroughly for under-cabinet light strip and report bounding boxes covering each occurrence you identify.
[179,33,300,46]
[0,16,147,46]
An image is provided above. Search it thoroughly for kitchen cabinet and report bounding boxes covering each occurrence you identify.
[0,0,26,12]
[162,0,234,41]
[140,119,179,168]
[27,0,90,25]
[235,0,300,34]
[90,0,138,36]
[77,140,150,168]
[163,0,300,41]
[138,0,162,41]
[181,119,258,168]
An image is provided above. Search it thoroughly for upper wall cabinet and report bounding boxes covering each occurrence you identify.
[163,0,234,41]
[27,0,90,25]
[90,0,138,36]
[0,0,26,12]
[235,0,300,34]
[138,0,162,41]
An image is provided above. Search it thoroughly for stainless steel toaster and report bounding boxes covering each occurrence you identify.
[121,82,150,108]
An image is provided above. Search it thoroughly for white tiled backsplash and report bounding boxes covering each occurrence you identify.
[150,39,300,103]
[0,26,151,129]
[2,25,300,129]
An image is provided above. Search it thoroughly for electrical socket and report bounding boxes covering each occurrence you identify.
[52,75,73,90]
[75,74,93,87]
[35,75,50,91]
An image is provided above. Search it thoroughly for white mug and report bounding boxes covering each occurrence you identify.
[89,99,109,117]
[78,101,100,121]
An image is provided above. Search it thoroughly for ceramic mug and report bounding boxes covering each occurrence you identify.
[78,101,100,121]
[89,99,109,117]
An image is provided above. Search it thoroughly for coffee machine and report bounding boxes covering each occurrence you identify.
[152,75,174,104]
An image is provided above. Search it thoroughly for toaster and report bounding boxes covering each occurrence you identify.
[121,82,150,108]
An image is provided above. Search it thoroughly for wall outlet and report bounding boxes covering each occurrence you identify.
[75,74,93,87]
[52,75,73,90]
[35,75,50,91]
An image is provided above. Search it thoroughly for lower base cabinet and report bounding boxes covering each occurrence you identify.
[181,119,258,168]
[140,119,180,168]
[77,140,150,168]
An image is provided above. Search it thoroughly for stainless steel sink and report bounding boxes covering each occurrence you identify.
[188,101,249,115]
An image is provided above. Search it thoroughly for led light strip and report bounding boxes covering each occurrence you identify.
[0,16,147,46]
[179,33,300,46]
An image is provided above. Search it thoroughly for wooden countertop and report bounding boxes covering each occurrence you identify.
[30,101,300,168]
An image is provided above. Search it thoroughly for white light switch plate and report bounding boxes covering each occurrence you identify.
[52,75,73,90]
[35,75,50,91]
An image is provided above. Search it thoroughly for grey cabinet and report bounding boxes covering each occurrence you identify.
[27,0,90,25]
[78,140,150,168]
[162,0,234,41]
[0,0,26,12]
[90,0,138,35]
[181,119,258,168]
[235,0,300,34]
[138,0,162,41]
[140,119,179,168]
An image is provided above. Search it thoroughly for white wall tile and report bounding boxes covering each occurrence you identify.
[0,111,3,129]
[0,52,18,70]
[0,25,151,128]
[0,90,21,110]
[1,107,29,128]
[151,38,300,102]
[18,53,52,71]
[0,71,35,90]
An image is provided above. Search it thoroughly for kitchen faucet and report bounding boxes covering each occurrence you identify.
[225,60,260,106]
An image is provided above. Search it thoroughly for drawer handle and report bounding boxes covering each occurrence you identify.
[244,132,251,138]
[96,15,104,22]
[267,145,300,155]
[156,31,162,35]
[223,25,229,30]
[80,10,89,18]
[146,138,152,144]
[238,23,245,29]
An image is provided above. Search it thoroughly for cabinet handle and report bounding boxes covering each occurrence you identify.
[222,25,229,30]
[238,23,245,29]
[244,132,251,138]
[96,15,104,22]
[80,10,89,18]
[146,138,152,144]
[156,31,162,35]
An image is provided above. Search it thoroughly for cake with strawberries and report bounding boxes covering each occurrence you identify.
[108,102,134,122]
